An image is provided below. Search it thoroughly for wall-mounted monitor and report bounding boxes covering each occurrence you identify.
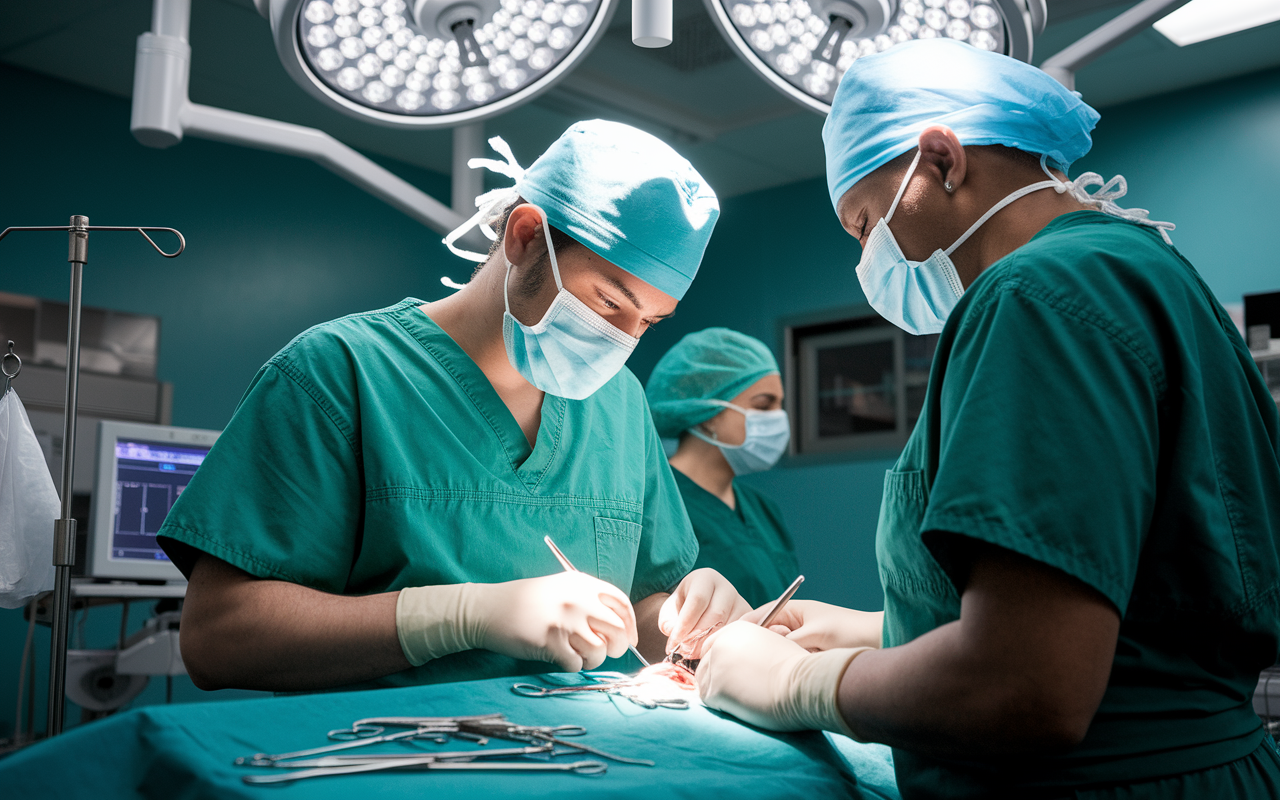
[87,421,220,582]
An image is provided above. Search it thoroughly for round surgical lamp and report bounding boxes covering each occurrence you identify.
[256,0,618,127]
[703,0,1046,114]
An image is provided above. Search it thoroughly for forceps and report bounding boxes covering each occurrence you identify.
[512,677,690,711]
[239,714,508,765]
[242,757,608,784]
[250,744,554,768]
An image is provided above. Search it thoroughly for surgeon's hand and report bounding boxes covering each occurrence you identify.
[697,620,870,734]
[658,568,753,658]
[396,572,637,672]
[741,600,883,652]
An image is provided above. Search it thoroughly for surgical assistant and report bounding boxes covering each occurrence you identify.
[697,39,1280,799]
[647,328,800,608]
[158,120,749,693]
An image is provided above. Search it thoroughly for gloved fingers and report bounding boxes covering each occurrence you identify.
[785,626,836,652]
[567,630,609,671]
[558,572,638,642]
[661,568,745,654]
[596,592,639,647]
[681,592,752,659]
[581,601,633,659]
[696,620,764,702]
[741,600,807,631]
[696,621,810,728]
[544,628,586,673]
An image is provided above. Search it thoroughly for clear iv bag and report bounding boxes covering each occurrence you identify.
[0,389,59,609]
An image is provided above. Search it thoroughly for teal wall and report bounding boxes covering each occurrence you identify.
[0,63,458,738]
[3,59,1279,738]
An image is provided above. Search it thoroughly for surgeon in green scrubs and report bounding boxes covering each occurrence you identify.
[646,328,800,608]
[158,120,750,693]
[695,41,1280,799]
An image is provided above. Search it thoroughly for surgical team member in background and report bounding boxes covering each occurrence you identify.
[646,328,800,608]
[158,120,747,692]
[697,40,1280,799]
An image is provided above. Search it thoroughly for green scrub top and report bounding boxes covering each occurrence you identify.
[158,299,698,689]
[874,213,1280,798]
[671,468,801,608]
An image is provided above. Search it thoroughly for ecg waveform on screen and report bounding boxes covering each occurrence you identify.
[114,481,185,537]
[111,439,205,561]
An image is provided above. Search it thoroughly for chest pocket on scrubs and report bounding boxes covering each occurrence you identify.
[594,517,642,596]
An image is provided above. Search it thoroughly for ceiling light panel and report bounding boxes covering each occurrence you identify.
[1153,0,1280,47]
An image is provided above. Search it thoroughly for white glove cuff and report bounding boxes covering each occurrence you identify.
[395,583,482,667]
[790,646,874,739]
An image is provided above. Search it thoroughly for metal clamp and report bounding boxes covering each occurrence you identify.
[52,519,77,567]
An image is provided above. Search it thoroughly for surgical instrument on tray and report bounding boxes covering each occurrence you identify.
[241,714,511,764]
[544,535,650,667]
[250,744,555,768]
[512,678,690,710]
[238,713,654,773]
[242,756,609,784]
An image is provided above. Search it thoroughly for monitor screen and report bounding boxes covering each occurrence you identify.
[89,421,221,582]
[110,439,210,562]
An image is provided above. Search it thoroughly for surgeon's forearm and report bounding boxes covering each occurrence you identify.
[832,545,1118,757]
[182,555,410,692]
[634,592,670,663]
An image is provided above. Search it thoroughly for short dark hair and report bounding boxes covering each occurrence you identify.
[478,196,580,296]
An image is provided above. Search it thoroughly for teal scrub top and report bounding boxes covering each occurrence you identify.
[875,213,1280,797]
[158,299,698,689]
[672,469,801,608]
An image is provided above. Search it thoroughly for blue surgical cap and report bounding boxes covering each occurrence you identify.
[516,120,720,301]
[646,328,780,439]
[823,39,1101,212]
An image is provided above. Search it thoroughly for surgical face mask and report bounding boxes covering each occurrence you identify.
[502,207,639,400]
[690,401,790,475]
[857,150,1068,335]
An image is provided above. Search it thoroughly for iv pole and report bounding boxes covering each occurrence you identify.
[0,216,184,737]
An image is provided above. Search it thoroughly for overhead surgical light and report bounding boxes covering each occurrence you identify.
[703,0,1045,114]
[256,0,618,127]
[1152,0,1280,47]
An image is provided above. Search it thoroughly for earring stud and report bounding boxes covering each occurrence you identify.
[944,180,954,193]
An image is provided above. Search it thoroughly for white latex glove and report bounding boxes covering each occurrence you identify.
[741,600,883,652]
[658,568,753,657]
[697,619,871,735]
[396,571,638,672]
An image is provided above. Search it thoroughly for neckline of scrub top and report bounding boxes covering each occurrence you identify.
[1029,209,1148,246]
[671,466,747,521]
[397,299,567,489]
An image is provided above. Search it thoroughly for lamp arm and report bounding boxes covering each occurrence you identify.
[179,104,465,233]
[1039,0,1194,90]
[130,0,466,236]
